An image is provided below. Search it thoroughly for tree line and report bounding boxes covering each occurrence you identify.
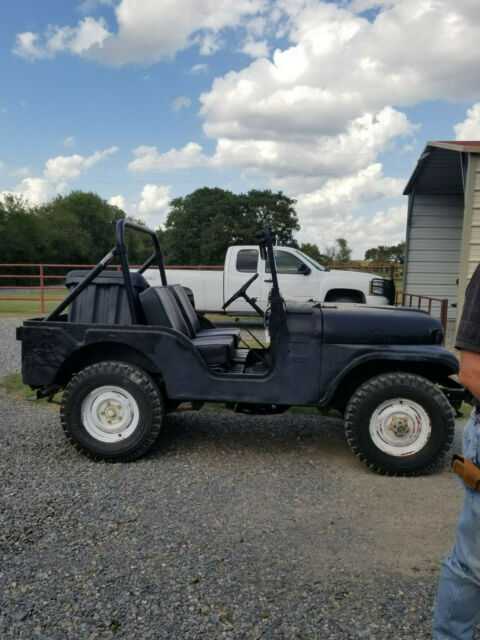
[0,187,405,267]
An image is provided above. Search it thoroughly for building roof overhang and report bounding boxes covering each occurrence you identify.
[403,141,479,195]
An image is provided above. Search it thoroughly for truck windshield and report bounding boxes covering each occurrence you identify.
[292,249,327,271]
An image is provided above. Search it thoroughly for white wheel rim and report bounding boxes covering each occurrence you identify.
[369,397,431,457]
[81,385,140,443]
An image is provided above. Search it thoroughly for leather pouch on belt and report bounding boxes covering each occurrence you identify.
[452,454,480,491]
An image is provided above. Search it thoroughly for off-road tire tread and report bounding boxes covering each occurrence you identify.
[60,361,164,462]
[344,372,455,476]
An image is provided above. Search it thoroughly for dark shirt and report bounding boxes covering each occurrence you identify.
[456,264,480,353]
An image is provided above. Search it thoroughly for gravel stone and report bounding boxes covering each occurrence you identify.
[1,317,479,639]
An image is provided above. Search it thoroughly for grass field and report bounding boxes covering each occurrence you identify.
[0,289,67,316]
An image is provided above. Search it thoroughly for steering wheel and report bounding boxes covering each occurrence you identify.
[222,273,259,310]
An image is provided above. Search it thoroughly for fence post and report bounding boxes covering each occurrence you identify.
[440,299,448,344]
[40,264,45,314]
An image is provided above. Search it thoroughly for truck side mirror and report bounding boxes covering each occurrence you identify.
[298,263,311,276]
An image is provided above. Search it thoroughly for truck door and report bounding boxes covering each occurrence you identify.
[260,249,318,306]
[225,248,262,314]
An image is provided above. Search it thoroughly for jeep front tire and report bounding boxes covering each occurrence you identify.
[344,372,455,476]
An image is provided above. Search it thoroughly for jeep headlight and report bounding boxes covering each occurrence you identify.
[370,278,386,296]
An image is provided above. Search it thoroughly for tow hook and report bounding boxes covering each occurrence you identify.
[36,385,62,403]
[439,385,472,418]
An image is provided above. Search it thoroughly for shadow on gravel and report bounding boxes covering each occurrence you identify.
[148,410,349,461]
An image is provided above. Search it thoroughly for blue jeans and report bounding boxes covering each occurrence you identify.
[433,411,480,639]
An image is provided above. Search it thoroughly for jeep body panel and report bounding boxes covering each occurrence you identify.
[19,304,458,408]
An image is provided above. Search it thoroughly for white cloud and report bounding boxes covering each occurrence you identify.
[78,0,114,14]
[208,107,416,178]
[44,147,118,182]
[296,164,403,222]
[246,16,267,37]
[10,167,30,177]
[197,32,222,56]
[298,204,407,258]
[138,184,171,216]
[62,135,76,148]
[13,17,110,60]
[171,96,192,112]
[240,38,269,58]
[108,194,127,210]
[1,177,58,206]
[454,103,480,140]
[128,143,207,172]
[199,0,480,148]
[190,63,209,74]
[1,147,118,206]
[109,185,172,226]
[14,0,267,65]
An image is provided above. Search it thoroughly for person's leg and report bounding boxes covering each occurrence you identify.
[433,414,480,639]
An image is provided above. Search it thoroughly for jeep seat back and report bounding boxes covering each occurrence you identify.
[139,287,234,367]
[167,284,240,345]
[65,270,149,325]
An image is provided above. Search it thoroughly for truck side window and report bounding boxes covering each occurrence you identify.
[266,250,304,274]
[236,249,259,273]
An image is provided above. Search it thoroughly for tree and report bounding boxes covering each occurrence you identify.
[162,187,299,265]
[242,189,299,245]
[0,190,153,265]
[324,238,352,264]
[0,194,42,263]
[298,242,325,264]
[364,241,405,264]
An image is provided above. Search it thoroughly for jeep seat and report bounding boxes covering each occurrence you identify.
[167,284,241,344]
[65,269,150,325]
[139,287,234,367]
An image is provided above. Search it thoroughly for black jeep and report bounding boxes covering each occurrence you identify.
[17,221,462,475]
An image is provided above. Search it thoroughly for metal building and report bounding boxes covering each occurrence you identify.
[403,141,480,324]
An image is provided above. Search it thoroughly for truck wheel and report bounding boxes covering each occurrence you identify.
[60,361,164,462]
[344,372,454,476]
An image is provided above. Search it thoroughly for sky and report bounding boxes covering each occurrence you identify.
[2,0,480,258]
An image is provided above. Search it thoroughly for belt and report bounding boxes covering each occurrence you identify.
[452,454,480,491]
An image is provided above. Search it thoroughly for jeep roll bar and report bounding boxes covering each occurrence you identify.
[45,220,281,326]
[116,219,166,324]
[45,219,166,323]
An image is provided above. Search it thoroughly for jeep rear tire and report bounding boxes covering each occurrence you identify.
[60,361,164,462]
[344,372,454,476]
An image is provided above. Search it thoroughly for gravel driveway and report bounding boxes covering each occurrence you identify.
[1,317,478,639]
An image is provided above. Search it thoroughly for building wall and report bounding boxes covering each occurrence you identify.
[464,155,480,278]
[404,192,464,318]
[457,154,480,324]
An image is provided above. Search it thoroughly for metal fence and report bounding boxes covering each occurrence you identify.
[395,291,448,341]
[1,261,405,315]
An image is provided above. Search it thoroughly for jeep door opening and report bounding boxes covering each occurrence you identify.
[17,220,464,475]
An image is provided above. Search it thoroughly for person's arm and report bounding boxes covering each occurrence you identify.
[458,349,480,402]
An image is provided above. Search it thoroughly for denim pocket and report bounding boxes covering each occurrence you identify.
[463,412,480,466]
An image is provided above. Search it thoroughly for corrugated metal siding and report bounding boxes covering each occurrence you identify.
[404,193,463,319]
[466,156,480,278]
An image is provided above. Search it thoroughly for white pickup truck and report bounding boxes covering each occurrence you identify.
[144,245,394,314]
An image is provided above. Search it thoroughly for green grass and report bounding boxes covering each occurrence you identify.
[0,372,62,407]
[0,288,67,316]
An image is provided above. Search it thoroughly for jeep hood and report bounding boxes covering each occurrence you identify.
[321,304,444,345]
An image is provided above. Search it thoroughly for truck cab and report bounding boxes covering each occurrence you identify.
[225,245,392,313]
